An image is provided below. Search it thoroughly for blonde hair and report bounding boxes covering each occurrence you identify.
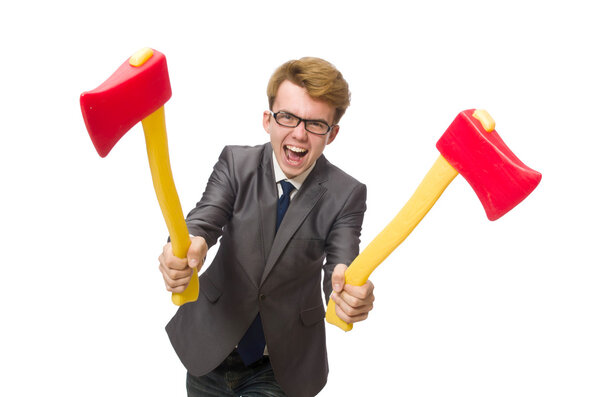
[267,57,350,124]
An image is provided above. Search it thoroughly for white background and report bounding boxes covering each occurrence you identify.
[1,1,598,396]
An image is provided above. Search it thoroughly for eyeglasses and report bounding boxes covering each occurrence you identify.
[270,111,335,135]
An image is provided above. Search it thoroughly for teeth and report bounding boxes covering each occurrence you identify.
[286,145,307,153]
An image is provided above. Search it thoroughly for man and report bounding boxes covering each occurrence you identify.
[159,57,375,397]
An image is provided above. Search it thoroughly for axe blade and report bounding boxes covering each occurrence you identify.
[80,49,172,157]
[436,110,542,221]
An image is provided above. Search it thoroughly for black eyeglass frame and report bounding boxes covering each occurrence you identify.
[270,111,335,135]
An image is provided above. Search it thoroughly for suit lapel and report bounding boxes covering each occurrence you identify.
[260,156,329,286]
[257,144,278,274]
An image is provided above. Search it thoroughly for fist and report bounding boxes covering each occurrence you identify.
[158,236,207,293]
[330,263,375,324]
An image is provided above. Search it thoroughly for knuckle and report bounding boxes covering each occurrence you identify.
[335,305,348,322]
[166,268,177,279]
[348,296,361,307]
[168,259,182,270]
[166,279,177,288]
[347,307,359,316]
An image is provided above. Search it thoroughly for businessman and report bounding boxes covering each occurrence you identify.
[159,57,375,397]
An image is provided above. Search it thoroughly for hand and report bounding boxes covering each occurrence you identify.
[330,263,375,324]
[158,236,207,293]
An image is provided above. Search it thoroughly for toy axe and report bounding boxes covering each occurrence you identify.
[80,48,198,306]
[326,109,542,331]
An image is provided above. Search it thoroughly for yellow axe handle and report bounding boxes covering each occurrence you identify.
[141,106,199,306]
[326,155,459,331]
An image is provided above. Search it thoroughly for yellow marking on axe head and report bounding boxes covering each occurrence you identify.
[129,47,154,67]
[472,109,495,132]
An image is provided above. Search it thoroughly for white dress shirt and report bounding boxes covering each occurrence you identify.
[272,152,316,199]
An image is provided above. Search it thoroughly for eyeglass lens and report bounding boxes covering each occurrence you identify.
[275,112,330,134]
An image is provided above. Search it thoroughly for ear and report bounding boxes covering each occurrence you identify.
[326,125,340,145]
[263,111,272,134]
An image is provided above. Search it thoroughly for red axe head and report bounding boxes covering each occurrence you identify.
[436,109,542,221]
[80,48,172,157]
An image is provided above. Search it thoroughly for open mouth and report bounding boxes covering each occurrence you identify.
[284,145,308,164]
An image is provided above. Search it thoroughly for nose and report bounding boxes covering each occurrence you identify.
[290,121,309,140]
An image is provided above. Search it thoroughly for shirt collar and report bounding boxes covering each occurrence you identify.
[272,151,316,191]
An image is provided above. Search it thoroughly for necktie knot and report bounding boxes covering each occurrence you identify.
[280,180,294,197]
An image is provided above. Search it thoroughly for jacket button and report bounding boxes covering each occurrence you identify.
[259,294,266,301]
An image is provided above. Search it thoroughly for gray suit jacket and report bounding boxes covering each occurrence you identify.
[166,143,366,397]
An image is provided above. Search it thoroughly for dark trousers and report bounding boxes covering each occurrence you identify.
[186,350,286,397]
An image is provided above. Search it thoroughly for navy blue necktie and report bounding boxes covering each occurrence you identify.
[237,180,295,366]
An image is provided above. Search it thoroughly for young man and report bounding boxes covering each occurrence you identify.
[159,57,375,397]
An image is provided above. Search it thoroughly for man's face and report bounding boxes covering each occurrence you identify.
[263,80,339,179]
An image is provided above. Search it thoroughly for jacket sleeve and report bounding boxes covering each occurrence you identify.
[322,182,367,299]
[185,146,237,249]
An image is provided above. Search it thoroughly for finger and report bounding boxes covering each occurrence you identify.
[331,263,347,293]
[333,294,370,324]
[342,280,375,302]
[338,290,375,310]
[167,281,192,294]
[163,256,188,270]
[159,254,193,279]
[187,236,207,270]
[333,291,374,315]
[159,264,192,292]
[160,262,193,281]
[162,242,172,257]
[162,243,188,270]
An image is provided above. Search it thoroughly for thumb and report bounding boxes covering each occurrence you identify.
[187,236,207,270]
[332,264,347,293]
